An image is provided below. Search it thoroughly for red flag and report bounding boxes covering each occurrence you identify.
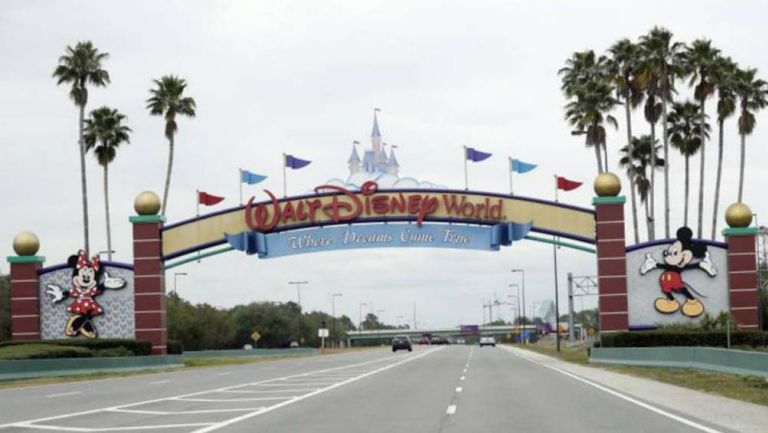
[556,176,582,191]
[198,191,225,206]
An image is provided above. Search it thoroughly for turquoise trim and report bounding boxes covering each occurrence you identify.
[164,246,234,270]
[0,355,183,381]
[183,348,316,359]
[524,235,596,254]
[6,255,45,264]
[129,215,165,223]
[723,227,757,236]
[592,196,626,205]
[590,347,768,377]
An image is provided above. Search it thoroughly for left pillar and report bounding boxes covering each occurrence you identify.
[7,231,44,340]
[130,191,167,355]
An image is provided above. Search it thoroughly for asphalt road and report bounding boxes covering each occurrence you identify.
[0,345,747,432]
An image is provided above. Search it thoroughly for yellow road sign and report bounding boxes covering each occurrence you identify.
[251,331,261,342]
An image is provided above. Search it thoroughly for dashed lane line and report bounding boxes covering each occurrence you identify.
[45,391,81,398]
[446,405,457,415]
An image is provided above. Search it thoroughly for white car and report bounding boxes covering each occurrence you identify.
[479,336,496,347]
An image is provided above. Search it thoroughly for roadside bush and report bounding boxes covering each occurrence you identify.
[0,344,93,360]
[600,331,768,348]
[166,340,183,355]
[0,339,152,356]
[92,347,135,357]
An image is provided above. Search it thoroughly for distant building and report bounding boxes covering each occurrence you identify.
[348,110,399,178]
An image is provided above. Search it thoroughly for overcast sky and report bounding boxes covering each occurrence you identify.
[2,1,767,328]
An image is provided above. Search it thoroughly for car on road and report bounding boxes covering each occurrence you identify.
[392,335,413,352]
[479,335,496,347]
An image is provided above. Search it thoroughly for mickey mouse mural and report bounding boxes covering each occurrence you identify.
[639,227,717,317]
[45,250,126,338]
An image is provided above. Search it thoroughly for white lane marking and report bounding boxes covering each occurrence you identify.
[46,391,81,398]
[111,408,258,415]
[217,372,231,376]
[149,380,170,385]
[462,368,468,373]
[446,405,457,415]
[456,387,463,393]
[460,376,465,381]
[504,348,723,433]
[219,389,317,394]
[18,423,215,431]
[191,348,443,433]
[0,352,412,430]
[177,397,293,402]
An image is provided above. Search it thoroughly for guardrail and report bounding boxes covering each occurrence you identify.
[0,355,183,381]
[589,346,768,377]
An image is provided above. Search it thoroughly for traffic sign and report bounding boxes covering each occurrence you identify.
[318,328,329,338]
[251,331,261,342]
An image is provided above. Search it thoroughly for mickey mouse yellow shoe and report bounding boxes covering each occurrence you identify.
[682,299,705,317]
[65,316,78,336]
[654,298,680,314]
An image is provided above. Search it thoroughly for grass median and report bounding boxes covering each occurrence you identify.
[517,340,768,407]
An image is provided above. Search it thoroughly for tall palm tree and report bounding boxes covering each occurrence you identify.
[146,76,196,216]
[621,135,664,240]
[640,75,662,240]
[53,41,110,254]
[640,27,685,239]
[733,68,768,202]
[682,39,720,238]
[710,57,738,239]
[668,101,710,227]
[559,51,615,173]
[83,107,131,262]
[608,39,645,243]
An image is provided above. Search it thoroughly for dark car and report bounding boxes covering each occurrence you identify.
[392,335,413,352]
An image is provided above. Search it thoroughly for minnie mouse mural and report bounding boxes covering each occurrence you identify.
[639,227,717,318]
[45,250,126,338]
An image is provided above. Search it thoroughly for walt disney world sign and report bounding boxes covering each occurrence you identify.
[160,181,596,261]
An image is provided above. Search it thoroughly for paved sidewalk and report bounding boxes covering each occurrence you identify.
[505,346,768,433]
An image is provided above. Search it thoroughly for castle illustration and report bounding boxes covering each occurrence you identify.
[347,110,399,178]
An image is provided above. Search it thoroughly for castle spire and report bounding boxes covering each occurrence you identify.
[372,108,382,139]
[371,108,382,155]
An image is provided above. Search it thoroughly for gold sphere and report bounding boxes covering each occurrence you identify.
[593,172,622,197]
[13,231,40,256]
[725,202,753,228]
[134,191,161,216]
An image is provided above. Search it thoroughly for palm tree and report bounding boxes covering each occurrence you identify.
[146,76,196,216]
[559,51,616,173]
[733,68,768,202]
[682,39,720,238]
[83,107,131,262]
[710,57,738,239]
[640,27,685,239]
[641,75,662,240]
[668,101,710,227]
[608,39,645,243]
[621,135,664,240]
[53,41,110,254]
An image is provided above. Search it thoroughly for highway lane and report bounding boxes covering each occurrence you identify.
[0,345,751,432]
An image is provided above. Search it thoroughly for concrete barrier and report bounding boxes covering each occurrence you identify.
[590,346,768,377]
[182,348,316,359]
[0,355,183,381]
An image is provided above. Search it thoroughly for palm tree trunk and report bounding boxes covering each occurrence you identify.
[711,119,725,239]
[684,156,690,227]
[593,141,604,174]
[603,143,609,172]
[738,132,746,202]
[78,104,90,254]
[624,101,639,244]
[648,122,656,241]
[162,133,175,216]
[103,163,112,262]
[697,103,706,239]
[662,97,670,238]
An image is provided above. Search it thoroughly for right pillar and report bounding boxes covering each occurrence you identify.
[722,202,760,330]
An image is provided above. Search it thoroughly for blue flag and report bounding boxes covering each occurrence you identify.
[466,147,492,162]
[241,170,267,185]
[510,158,537,174]
[285,154,312,169]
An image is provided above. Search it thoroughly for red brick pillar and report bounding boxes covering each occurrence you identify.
[723,227,760,330]
[593,192,629,333]
[7,232,44,340]
[131,212,167,355]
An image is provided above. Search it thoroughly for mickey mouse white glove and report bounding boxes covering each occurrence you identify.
[103,272,126,290]
[699,252,717,277]
[46,285,64,303]
[640,253,657,275]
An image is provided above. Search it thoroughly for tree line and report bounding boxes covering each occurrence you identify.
[53,41,195,258]
[561,26,767,243]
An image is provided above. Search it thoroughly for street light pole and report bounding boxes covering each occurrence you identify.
[288,281,309,309]
[173,272,187,295]
[332,293,343,348]
[358,302,367,334]
[512,269,526,344]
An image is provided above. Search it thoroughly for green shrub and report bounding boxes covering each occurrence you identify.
[0,344,93,360]
[166,340,183,355]
[93,347,135,357]
[600,331,768,348]
[0,339,152,356]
